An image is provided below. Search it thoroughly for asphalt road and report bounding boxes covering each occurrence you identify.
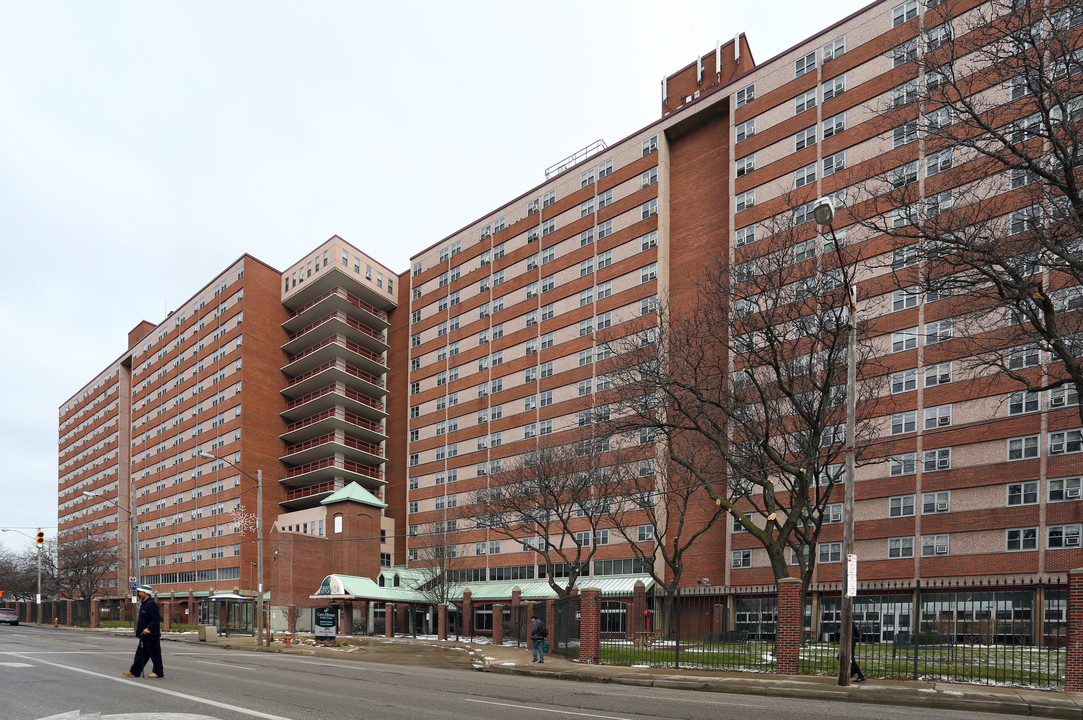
[0,626,1021,720]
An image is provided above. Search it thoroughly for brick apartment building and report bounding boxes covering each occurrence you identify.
[60,0,1080,635]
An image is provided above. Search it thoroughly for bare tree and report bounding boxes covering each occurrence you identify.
[855,0,1083,421]
[601,454,728,633]
[471,436,629,597]
[55,530,117,602]
[410,522,467,607]
[604,203,881,590]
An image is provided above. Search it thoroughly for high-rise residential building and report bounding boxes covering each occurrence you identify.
[59,0,1081,632]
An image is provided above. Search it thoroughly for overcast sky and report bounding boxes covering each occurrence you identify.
[0,0,874,554]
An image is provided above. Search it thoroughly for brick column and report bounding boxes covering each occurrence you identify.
[90,600,100,629]
[462,589,473,639]
[437,603,447,641]
[162,601,172,631]
[579,588,601,664]
[511,586,522,610]
[493,603,505,646]
[775,577,802,675]
[385,603,395,638]
[1067,568,1083,692]
[713,602,726,638]
[356,600,368,635]
[545,599,555,643]
[66,599,74,626]
[630,580,647,640]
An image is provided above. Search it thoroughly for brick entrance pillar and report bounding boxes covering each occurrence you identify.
[630,580,647,640]
[462,589,473,639]
[66,599,74,626]
[579,588,601,665]
[775,578,802,675]
[161,601,172,631]
[385,603,395,638]
[90,600,101,629]
[1067,567,1083,692]
[437,603,447,641]
[493,603,505,646]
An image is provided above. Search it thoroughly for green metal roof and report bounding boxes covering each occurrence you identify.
[310,572,654,603]
[319,481,387,509]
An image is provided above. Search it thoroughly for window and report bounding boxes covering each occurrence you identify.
[889,495,915,517]
[540,333,554,349]
[926,21,952,50]
[893,161,918,188]
[795,126,817,151]
[736,225,756,247]
[893,121,918,148]
[794,239,816,263]
[732,549,752,568]
[637,525,654,542]
[736,118,755,142]
[890,453,916,476]
[1006,527,1038,551]
[575,531,591,547]
[539,390,553,407]
[640,230,658,251]
[1008,481,1039,506]
[735,190,755,212]
[1050,430,1083,455]
[893,287,919,311]
[923,491,950,514]
[925,362,952,387]
[892,328,919,352]
[795,89,817,114]
[540,361,553,378]
[794,51,816,77]
[1009,390,1040,415]
[1051,476,1082,501]
[823,35,846,61]
[823,151,845,176]
[1049,524,1081,548]
[541,275,555,293]
[642,135,658,156]
[735,83,755,107]
[598,219,613,238]
[1008,345,1041,369]
[922,535,950,556]
[818,542,842,563]
[823,73,846,100]
[924,405,952,429]
[1008,435,1040,460]
[641,198,658,219]
[795,163,817,188]
[822,112,845,138]
[893,79,918,107]
[893,39,918,67]
[890,411,916,435]
[926,148,953,176]
[736,154,756,177]
[926,190,953,218]
[891,369,917,393]
[889,537,915,558]
[923,448,951,471]
[893,0,917,26]
[926,320,953,345]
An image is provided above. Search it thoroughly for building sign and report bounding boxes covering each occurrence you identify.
[846,554,857,597]
[315,606,337,640]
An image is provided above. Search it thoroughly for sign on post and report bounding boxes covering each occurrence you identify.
[846,554,857,597]
[314,606,337,640]
[129,577,137,592]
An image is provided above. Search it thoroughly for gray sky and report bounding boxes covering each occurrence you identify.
[0,0,873,554]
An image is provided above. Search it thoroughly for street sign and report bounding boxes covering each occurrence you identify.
[314,606,337,640]
[129,577,137,592]
[846,554,857,597]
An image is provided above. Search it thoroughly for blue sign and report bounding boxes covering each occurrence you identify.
[129,577,137,591]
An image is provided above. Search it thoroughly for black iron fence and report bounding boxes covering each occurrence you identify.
[551,594,580,660]
[597,577,1067,688]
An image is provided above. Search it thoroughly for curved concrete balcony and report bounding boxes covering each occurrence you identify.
[279,480,344,511]
[280,406,386,445]
[284,284,391,332]
[281,431,385,467]
[282,359,386,400]
[281,383,387,423]
[282,311,389,356]
[281,456,385,490]
[281,334,388,377]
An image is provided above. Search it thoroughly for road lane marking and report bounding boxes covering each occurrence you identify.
[0,662,33,667]
[465,698,633,719]
[9,653,297,720]
[191,659,263,671]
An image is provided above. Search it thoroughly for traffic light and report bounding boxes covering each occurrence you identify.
[35,530,44,549]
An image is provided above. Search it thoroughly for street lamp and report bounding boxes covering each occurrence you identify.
[1,528,42,624]
[82,490,139,607]
[199,451,265,646]
[814,197,858,687]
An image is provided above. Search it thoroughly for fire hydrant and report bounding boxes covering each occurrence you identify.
[284,634,292,647]
[53,617,58,628]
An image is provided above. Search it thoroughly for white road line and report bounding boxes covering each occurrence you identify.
[9,653,297,720]
[465,698,633,720]
[190,659,263,671]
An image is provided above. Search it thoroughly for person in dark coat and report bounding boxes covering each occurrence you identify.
[124,585,164,678]
[529,616,547,663]
[850,621,866,682]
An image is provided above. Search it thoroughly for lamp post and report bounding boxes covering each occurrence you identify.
[1,528,42,624]
[82,491,139,610]
[814,198,857,687]
[199,451,265,646]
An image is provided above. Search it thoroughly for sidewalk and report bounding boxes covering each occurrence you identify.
[154,629,1083,719]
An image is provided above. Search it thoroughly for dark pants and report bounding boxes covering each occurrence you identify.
[130,635,164,677]
[849,641,862,679]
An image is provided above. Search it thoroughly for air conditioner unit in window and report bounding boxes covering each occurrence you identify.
[834,159,845,170]
[526,347,537,355]
[936,500,949,511]
[935,544,948,554]
[526,318,537,326]
[481,231,491,240]
[527,261,538,270]
[937,416,950,426]
[528,232,539,242]
[1067,535,1081,546]
[480,258,490,266]
[1051,395,1065,406]
[1067,487,1081,498]
[479,310,489,318]
[528,206,537,215]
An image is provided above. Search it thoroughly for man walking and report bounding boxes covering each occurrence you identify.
[850,621,866,683]
[124,585,164,678]
[530,616,547,664]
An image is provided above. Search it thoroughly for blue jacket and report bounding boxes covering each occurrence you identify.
[136,596,162,637]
